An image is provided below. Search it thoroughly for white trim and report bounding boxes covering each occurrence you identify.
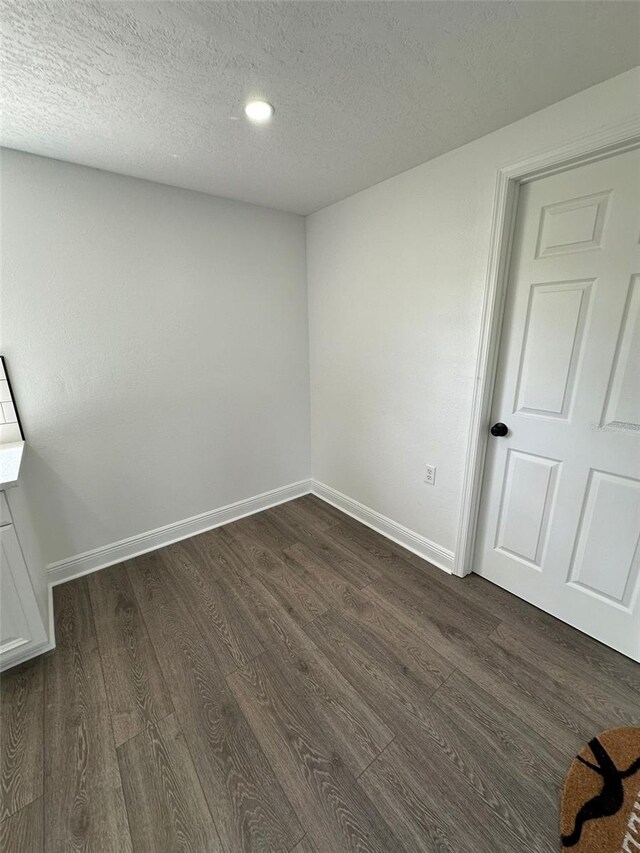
[454,118,640,577]
[46,582,56,647]
[311,480,454,574]
[47,479,313,585]
[0,635,55,672]
[0,587,56,672]
[45,475,452,593]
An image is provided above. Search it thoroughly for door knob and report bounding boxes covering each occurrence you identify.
[490,422,509,437]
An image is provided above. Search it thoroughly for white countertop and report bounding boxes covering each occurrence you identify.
[0,441,24,488]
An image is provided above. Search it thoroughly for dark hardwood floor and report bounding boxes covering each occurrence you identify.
[1,494,638,852]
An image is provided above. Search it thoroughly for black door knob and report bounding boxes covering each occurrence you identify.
[490,422,509,437]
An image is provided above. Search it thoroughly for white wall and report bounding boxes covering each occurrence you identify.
[2,67,638,591]
[1,149,310,566]
[307,68,640,556]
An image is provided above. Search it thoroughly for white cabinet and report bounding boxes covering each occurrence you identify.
[0,492,48,670]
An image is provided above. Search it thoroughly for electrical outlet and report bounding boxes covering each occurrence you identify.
[425,465,436,485]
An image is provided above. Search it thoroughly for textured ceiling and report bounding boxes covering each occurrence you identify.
[2,1,639,214]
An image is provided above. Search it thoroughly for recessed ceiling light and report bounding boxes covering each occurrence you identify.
[244,100,274,123]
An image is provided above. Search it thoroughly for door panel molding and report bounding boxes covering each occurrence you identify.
[567,468,640,611]
[494,449,560,569]
[534,190,611,258]
[513,279,595,419]
[455,117,640,578]
[600,273,640,434]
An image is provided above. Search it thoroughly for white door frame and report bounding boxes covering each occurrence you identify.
[454,117,640,578]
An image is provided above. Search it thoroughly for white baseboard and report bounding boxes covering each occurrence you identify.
[311,481,454,574]
[46,476,453,588]
[47,479,313,586]
[0,636,55,673]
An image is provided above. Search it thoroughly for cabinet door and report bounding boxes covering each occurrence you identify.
[0,524,47,661]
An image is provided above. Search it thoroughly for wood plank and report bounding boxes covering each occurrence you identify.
[0,658,43,819]
[362,581,600,754]
[187,529,293,650]
[431,670,563,807]
[130,528,390,777]
[359,732,530,853]
[384,582,636,741]
[235,510,298,553]
[160,536,265,674]
[370,570,499,653]
[281,543,363,612]
[408,687,558,848]
[323,514,492,613]
[284,496,339,532]
[432,570,640,698]
[183,526,261,593]
[52,579,95,647]
[325,510,444,568]
[314,517,413,578]
[304,610,449,735]
[228,654,404,853]
[309,512,460,593]
[260,504,329,540]
[0,797,43,853]
[44,634,132,852]
[172,528,392,777]
[443,667,565,776]
[330,583,455,688]
[350,540,500,638]
[358,741,463,853]
[225,524,330,623]
[295,492,350,523]
[245,589,393,775]
[27,502,640,852]
[290,835,317,853]
[283,494,347,530]
[186,528,337,662]
[360,681,562,853]
[271,502,380,587]
[362,578,478,663]
[489,621,640,729]
[117,713,222,852]
[86,564,174,747]
[218,540,333,653]
[126,551,302,853]
[310,603,605,850]
[490,608,640,705]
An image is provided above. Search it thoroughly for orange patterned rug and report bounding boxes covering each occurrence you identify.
[561,727,640,851]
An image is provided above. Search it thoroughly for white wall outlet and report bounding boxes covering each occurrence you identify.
[425,465,436,485]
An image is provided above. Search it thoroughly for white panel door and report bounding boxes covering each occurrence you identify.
[475,148,640,661]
